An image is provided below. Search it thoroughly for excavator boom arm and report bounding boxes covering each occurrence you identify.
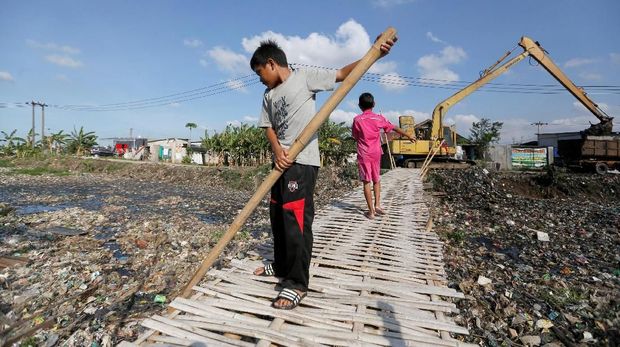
[429,36,613,139]
[430,51,529,139]
[519,37,612,134]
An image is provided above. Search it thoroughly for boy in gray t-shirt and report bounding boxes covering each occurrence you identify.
[250,37,395,310]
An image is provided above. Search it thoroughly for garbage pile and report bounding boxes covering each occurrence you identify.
[428,167,620,346]
[0,159,357,346]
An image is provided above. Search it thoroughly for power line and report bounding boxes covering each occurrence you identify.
[2,63,620,112]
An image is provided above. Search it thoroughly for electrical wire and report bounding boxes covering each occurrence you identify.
[2,62,619,112]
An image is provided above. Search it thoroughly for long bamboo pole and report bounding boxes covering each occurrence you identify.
[421,140,445,179]
[179,27,398,299]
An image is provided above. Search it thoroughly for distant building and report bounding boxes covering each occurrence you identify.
[147,138,189,164]
[537,132,582,158]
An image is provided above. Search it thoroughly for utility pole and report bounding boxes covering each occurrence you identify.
[531,121,548,136]
[27,101,47,148]
[40,102,48,145]
[30,101,35,148]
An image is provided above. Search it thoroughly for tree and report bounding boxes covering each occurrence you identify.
[319,120,356,166]
[469,118,503,160]
[0,129,25,156]
[67,126,98,156]
[47,130,69,154]
[185,122,197,144]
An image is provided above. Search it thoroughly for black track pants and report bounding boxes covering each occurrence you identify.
[270,163,318,292]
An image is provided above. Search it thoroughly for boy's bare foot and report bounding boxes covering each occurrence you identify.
[375,207,386,215]
[364,211,375,220]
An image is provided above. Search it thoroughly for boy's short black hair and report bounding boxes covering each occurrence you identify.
[250,40,288,69]
[358,92,375,111]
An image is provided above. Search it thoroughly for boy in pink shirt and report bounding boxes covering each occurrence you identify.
[352,92,416,219]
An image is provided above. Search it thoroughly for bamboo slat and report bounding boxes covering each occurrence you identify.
[133,168,470,346]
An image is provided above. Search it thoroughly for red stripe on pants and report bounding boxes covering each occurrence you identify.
[282,198,305,234]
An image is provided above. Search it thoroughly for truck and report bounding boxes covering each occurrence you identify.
[557,135,620,174]
[386,36,614,168]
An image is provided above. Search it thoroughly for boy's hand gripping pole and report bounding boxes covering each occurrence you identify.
[179,27,397,299]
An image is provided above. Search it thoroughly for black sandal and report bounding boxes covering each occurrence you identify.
[272,288,306,310]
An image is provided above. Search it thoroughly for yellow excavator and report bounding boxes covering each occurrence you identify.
[387,36,614,168]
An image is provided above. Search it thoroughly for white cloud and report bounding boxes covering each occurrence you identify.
[0,71,14,82]
[498,118,537,144]
[242,20,369,69]
[183,38,203,48]
[243,115,258,122]
[226,120,242,127]
[382,109,430,126]
[444,113,479,137]
[199,59,208,67]
[55,74,69,81]
[45,54,83,68]
[372,0,415,7]
[549,115,592,127]
[168,102,181,107]
[240,19,399,90]
[610,53,620,65]
[27,39,80,54]
[417,46,467,84]
[207,46,248,74]
[426,32,446,44]
[578,72,602,81]
[329,109,358,126]
[564,57,596,68]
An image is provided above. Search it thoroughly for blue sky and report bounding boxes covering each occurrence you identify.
[1,0,619,145]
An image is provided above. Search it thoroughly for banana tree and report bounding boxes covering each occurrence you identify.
[46,130,70,154]
[319,120,356,165]
[68,126,98,156]
[0,129,25,155]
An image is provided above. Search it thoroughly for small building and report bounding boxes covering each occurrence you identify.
[147,138,189,164]
[537,132,582,158]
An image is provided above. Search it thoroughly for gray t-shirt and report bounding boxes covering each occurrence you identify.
[258,68,336,167]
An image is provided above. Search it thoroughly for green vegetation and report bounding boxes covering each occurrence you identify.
[211,229,225,243]
[9,167,70,176]
[66,126,98,156]
[2,121,356,171]
[0,126,97,158]
[0,159,14,167]
[469,118,503,160]
[237,229,251,240]
[447,230,466,244]
[540,286,587,307]
[318,120,356,166]
[185,122,197,144]
[201,120,356,167]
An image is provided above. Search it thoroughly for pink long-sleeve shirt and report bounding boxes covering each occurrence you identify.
[351,110,395,162]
